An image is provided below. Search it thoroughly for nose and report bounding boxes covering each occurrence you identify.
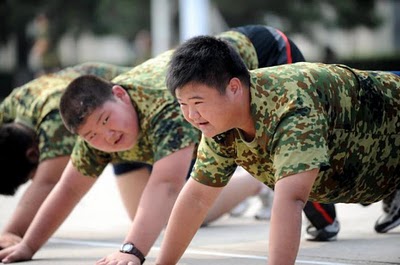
[188,106,200,121]
[105,129,118,144]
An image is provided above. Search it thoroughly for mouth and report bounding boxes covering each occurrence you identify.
[113,134,123,145]
[193,119,208,126]
[194,121,208,128]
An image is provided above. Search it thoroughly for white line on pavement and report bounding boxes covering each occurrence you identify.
[49,238,358,265]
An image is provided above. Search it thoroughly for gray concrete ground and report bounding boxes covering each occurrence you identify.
[1,166,400,265]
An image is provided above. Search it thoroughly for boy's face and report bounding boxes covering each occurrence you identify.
[77,85,140,152]
[176,82,239,138]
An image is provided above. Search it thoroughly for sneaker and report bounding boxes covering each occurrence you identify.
[305,219,340,241]
[374,189,400,233]
[254,205,272,220]
[230,199,250,217]
[254,186,273,220]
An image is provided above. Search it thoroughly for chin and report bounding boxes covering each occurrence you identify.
[201,130,219,138]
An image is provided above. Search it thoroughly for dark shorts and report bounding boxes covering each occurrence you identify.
[113,160,195,180]
[232,25,305,67]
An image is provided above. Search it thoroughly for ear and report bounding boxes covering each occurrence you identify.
[26,145,39,164]
[111,85,130,103]
[226,77,243,97]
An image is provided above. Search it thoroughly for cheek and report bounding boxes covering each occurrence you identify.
[86,138,105,150]
[181,108,191,122]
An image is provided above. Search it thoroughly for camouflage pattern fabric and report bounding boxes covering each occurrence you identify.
[71,51,201,177]
[217,30,259,70]
[192,62,400,204]
[0,62,130,162]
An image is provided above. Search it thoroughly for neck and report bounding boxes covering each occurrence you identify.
[236,87,255,141]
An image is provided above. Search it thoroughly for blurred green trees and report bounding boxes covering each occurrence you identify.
[0,0,384,72]
[214,0,382,35]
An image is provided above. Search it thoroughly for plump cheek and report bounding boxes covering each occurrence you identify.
[87,139,108,152]
[181,109,191,122]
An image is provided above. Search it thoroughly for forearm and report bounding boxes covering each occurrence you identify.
[21,185,81,253]
[123,180,183,256]
[3,157,69,238]
[21,167,94,254]
[268,197,304,265]
[156,180,218,264]
[267,169,318,265]
[2,180,56,237]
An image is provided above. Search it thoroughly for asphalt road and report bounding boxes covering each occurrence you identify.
[1,166,399,265]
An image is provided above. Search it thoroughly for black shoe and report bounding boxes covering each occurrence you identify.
[305,219,340,241]
[374,189,400,233]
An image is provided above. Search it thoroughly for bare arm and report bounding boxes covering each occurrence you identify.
[268,168,319,265]
[125,146,195,251]
[96,145,199,264]
[0,160,96,263]
[155,178,222,264]
[0,156,69,249]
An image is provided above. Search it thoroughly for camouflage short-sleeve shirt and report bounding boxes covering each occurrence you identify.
[192,62,400,204]
[70,51,201,177]
[0,62,130,161]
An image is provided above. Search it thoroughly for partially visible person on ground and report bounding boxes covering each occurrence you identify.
[0,62,130,250]
[154,35,400,265]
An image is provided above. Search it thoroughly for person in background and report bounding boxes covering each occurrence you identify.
[155,35,400,265]
[30,12,61,76]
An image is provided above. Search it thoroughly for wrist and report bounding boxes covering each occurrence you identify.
[120,242,146,264]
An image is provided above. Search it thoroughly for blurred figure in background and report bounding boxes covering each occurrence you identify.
[323,45,338,64]
[30,13,61,77]
[132,29,152,66]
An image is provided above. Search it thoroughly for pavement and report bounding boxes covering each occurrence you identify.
[1,165,400,265]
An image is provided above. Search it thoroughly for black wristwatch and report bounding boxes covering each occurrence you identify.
[120,242,146,264]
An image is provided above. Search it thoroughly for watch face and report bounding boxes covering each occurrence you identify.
[122,243,134,252]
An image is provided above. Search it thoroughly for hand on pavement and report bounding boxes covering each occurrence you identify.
[0,241,34,263]
[95,251,141,265]
[0,233,22,250]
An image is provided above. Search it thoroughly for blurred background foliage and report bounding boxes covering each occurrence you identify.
[215,0,382,32]
[0,0,383,48]
[0,0,398,95]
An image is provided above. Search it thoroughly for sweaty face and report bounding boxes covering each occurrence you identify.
[176,83,236,138]
[77,87,140,152]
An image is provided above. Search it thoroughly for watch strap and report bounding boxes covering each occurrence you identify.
[120,242,146,264]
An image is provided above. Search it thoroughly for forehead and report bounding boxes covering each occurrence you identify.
[176,83,219,100]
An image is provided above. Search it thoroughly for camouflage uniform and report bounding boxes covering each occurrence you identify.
[192,62,400,204]
[0,63,130,162]
[217,30,259,70]
[70,51,201,177]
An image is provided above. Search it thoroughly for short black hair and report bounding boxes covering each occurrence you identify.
[167,35,250,96]
[60,75,115,134]
[0,123,38,195]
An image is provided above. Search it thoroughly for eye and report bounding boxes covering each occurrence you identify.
[102,116,109,125]
[88,132,97,141]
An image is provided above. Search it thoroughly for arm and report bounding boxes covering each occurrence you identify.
[0,156,69,249]
[96,145,200,265]
[268,168,319,265]
[0,160,96,263]
[155,178,222,264]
